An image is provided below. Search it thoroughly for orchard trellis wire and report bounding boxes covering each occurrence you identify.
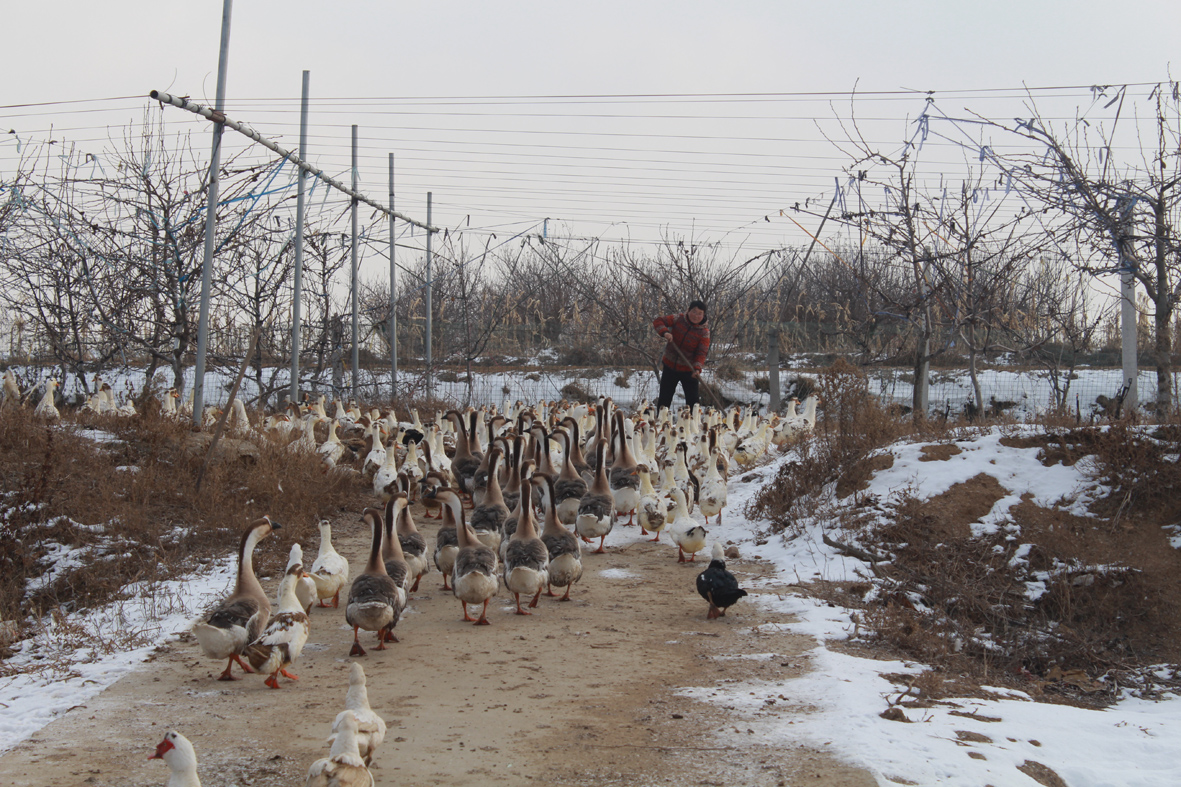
[2,80,1179,418]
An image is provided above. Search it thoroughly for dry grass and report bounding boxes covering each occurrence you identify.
[0,404,366,645]
[746,370,1181,705]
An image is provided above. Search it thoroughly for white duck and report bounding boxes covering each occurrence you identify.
[330,662,387,767]
[310,520,350,608]
[192,517,280,680]
[245,548,311,689]
[668,488,707,563]
[150,730,201,787]
[306,713,374,787]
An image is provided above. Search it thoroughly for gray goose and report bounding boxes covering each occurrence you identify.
[345,507,405,655]
[192,517,281,681]
[468,446,510,552]
[435,487,499,625]
[575,438,615,554]
[444,409,482,500]
[534,474,583,601]
[608,410,642,526]
[552,428,588,526]
[381,494,413,594]
[501,478,550,615]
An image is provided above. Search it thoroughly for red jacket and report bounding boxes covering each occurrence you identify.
[653,313,710,373]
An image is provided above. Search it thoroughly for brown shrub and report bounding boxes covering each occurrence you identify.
[0,405,364,623]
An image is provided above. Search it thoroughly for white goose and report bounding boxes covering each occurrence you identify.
[310,520,350,608]
[697,446,728,524]
[668,488,707,563]
[33,380,59,420]
[306,713,374,787]
[150,730,201,787]
[329,662,387,767]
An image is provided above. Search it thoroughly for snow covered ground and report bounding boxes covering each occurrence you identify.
[9,360,1161,420]
[0,426,1177,785]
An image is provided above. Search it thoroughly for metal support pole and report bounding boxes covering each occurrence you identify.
[768,328,781,412]
[350,124,360,401]
[289,70,309,406]
[192,0,233,426]
[425,192,433,396]
[389,153,398,400]
[1120,248,1139,410]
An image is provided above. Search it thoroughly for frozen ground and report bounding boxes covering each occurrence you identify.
[0,425,1177,785]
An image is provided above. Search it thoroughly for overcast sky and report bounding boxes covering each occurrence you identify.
[4,1,1179,267]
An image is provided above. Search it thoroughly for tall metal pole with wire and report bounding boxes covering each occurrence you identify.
[424,191,433,396]
[289,70,309,406]
[350,124,360,401]
[192,0,233,425]
[388,154,398,400]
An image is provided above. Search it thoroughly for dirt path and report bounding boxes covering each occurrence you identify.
[0,503,874,787]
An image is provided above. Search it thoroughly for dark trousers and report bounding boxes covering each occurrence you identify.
[657,364,699,410]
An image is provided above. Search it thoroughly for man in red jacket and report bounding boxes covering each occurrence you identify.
[653,300,710,411]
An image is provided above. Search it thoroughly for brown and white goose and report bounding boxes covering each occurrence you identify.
[434,487,499,625]
[637,465,668,542]
[345,508,405,655]
[669,488,707,563]
[192,517,281,680]
[501,481,549,615]
[533,474,583,601]
[394,493,430,592]
[381,494,413,596]
[245,546,311,689]
[575,439,615,554]
[150,730,201,787]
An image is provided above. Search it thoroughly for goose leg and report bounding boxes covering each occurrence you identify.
[410,575,422,592]
[279,668,300,679]
[560,583,573,602]
[545,582,557,597]
[514,593,532,616]
[528,588,543,608]
[349,627,368,657]
[217,658,242,681]
[593,536,607,554]
[381,627,399,644]
[648,531,661,543]
[231,653,255,674]
[461,601,476,622]
[264,672,282,689]
[473,598,491,625]
[677,546,686,563]
[331,590,341,608]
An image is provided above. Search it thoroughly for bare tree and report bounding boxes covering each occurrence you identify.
[993,82,1181,411]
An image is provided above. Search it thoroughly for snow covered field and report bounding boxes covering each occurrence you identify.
[10,360,1162,420]
[1,425,1178,785]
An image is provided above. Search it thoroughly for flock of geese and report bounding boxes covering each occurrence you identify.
[162,392,817,785]
[4,368,820,785]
